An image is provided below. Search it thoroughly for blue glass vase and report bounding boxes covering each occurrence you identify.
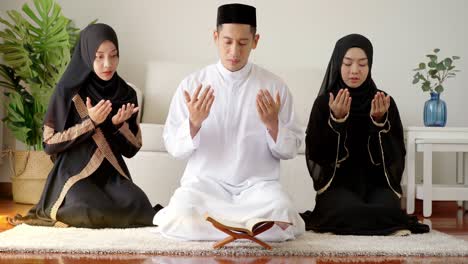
[424,92,447,127]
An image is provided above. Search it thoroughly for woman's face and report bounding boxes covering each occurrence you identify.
[93,40,119,81]
[341,47,369,88]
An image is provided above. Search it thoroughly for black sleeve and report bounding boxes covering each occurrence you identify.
[100,113,142,158]
[43,117,95,155]
[367,96,405,194]
[305,94,349,191]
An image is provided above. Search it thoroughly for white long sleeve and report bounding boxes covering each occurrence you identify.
[163,82,200,159]
[266,86,303,160]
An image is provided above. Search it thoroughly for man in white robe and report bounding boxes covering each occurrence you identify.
[153,3,305,241]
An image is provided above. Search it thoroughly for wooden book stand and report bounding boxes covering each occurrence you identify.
[206,217,274,250]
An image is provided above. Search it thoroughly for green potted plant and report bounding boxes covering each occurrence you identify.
[0,0,91,203]
[412,48,460,127]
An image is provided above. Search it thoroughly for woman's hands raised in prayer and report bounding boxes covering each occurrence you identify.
[112,103,139,126]
[87,97,139,127]
[86,97,112,125]
[328,89,390,123]
[370,91,390,123]
[329,89,351,120]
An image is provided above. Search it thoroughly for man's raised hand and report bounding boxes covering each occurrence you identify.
[184,84,215,136]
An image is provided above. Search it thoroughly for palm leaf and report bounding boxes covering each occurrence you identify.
[0,0,94,148]
[21,4,43,27]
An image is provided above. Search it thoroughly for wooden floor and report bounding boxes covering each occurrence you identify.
[0,199,467,263]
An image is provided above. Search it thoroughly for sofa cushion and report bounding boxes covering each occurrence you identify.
[268,66,323,128]
[139,123,305,154]
[140,123,166,152]
[142,61,207,124]
[125,151,186,206]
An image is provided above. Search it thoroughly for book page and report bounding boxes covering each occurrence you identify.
[205,214,251,234]
[205,213,292,236]
[245,218,291,232]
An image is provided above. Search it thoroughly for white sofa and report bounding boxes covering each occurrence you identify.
[125,61,324,212]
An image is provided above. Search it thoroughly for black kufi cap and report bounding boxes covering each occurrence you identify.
[217,3,256,27]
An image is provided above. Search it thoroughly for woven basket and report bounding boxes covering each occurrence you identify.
[11,151,53,204]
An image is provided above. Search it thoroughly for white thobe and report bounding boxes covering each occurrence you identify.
[153,61,305,241]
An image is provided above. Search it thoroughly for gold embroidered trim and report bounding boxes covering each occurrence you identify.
[136,124,142,145]
[50,149,104,220]
[317,118,344,195]
[72,95,89,118]
[377,120,402,198]
[330,111,349,123]
[370,112,388,127]
[118,122,142,148]
[368,136,382,166]
[368,112,387,164]
[92,129,129,179]
[337,132,349,164]
[72,95,129,179]
[43,120,94,145]
[54,221,69,228]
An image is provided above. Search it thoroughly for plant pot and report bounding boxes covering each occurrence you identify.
[11,150,53,204]
[424,92,447,127]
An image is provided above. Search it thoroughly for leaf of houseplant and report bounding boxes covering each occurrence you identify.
[0,0,68,149]
[436,62,446,71]
[422,81,431,92]
[443,58,452,67]
[0,0,93,149]
[428,69,438,77]
[434,85,444,93]
[412,72,420,84]
[428,61,437,68]
[426,54,437,62]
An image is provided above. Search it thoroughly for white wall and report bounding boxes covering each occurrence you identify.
[54,0,468,126]
[1,0,467,184]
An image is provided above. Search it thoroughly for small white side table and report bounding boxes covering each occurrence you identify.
[405,127,468,217]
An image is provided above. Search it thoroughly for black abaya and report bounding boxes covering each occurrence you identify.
[9,24,159,228]
[301,34,429,235]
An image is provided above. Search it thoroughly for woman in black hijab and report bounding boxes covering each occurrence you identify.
[9,23,160,228]
[300,34,429,235]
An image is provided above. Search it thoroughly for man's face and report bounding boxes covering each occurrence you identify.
[214,23,259,72]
